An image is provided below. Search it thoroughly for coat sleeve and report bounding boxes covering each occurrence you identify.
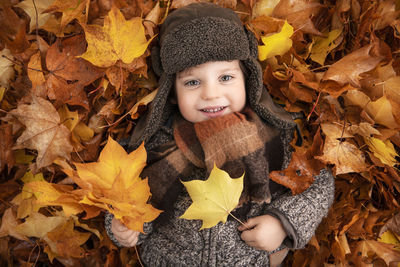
[263,168,335,249]
[104,212,153,247]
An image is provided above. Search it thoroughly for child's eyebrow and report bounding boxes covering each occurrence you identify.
[176,69,194,78]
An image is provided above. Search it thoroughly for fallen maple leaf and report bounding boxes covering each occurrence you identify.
[310,28,343,65]
[271,0,322,35]
[270,150,316,195]
[44,219,91,261]
[43,0,89,35]
[129,89,158,119]
[27,51,46,97]
[316,137,368,175]
[16,0,54,33]
[0,208,27,241]
[322,44,383,87]
[72,136,162,232]
[9,97,73,169]
[364,137,398,167]
[80,6,153,68]
[180,164,244,230]
[258,20,293,61]
[0,49,14,87]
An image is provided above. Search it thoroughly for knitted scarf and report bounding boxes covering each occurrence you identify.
[141,108,284,212]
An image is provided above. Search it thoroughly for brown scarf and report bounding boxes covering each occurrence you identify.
[141,108,284,212]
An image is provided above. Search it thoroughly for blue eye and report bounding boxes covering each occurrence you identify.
[185,80,200,86]
[220,75,233,82]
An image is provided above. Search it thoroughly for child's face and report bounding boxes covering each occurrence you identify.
[174,60,246,123]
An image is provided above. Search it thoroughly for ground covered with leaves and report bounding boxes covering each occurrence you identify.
[0,0,399,266]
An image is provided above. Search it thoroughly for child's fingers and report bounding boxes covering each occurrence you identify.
[112,217,129,232]
[238,217,258,231]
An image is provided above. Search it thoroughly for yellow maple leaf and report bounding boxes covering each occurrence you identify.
[80,6,153,68]
[180,164,244,230]
[73,136,162,232]
[310,28,343,65]
[258,20,293,61]
[364,137,399,167]
[58,105,94,150]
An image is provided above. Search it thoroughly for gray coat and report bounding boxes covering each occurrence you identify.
[105,125,335,267]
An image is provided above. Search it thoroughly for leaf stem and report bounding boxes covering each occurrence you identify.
[228,212,250,230]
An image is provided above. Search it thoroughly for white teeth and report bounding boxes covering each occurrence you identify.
[202,107,224,113]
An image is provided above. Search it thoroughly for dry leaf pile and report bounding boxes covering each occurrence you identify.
[0,0,399,266]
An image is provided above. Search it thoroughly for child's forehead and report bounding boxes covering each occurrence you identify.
[177,60,240,77]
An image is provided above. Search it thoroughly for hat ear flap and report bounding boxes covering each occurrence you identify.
[151,44,163,77]
[244,27,259,59]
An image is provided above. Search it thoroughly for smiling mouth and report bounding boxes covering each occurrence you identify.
[200,106,226,113]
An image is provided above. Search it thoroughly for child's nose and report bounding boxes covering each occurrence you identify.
[201,83,220,100]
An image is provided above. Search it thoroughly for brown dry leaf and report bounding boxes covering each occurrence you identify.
[129,89,158,119]
[43,0,89,35]
[385,76,400,125]
[0,4,30,53]
[45,35,103,109]
[0,49,15,87]
[347,122,381,137]
[9,97,73,169]
[171,0,202,9]
[322,45,383,87]
[0,124,15,173]
[27,51,46,97]
[320,122,354,139]
[16,0,54,33]
[44,219,91,260]
[352,240,400,266]
[344,90,400,129]
[0,208,27,241]
[269,152,316,195]
[316,137,368,175]
[271,0,322,35]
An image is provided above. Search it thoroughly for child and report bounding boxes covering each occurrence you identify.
[105,3,335,266]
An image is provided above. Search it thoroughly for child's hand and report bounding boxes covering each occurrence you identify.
[238,215,287,252]
[111,217,140,247]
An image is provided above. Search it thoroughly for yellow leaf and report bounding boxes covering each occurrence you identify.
[80,6,153,67]
[258,20,293,61]
[129,89,158,119]
[58,105,94,146]
[364,137,399,167]
[14,149,35,164]
[25,181,86,216]
[14,212,67,239]
[180,164,244,230]
[379,230,400,250]
[73,136,162,232]
[310,28,342,65]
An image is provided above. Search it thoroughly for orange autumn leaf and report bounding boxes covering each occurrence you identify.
[44,219,91,260]
[80,6,153,68]
[270,150,316,195]
[72,136,162,232]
